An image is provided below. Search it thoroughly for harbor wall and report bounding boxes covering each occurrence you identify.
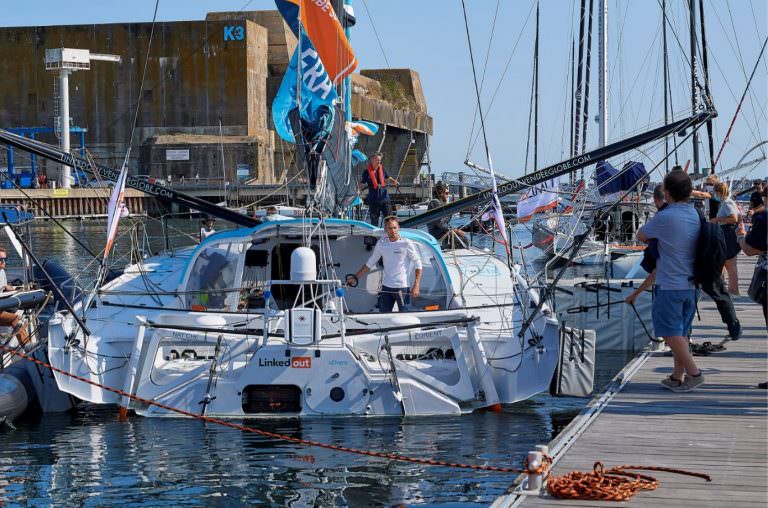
[0,10,433,191]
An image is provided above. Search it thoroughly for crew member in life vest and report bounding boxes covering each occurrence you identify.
[360,152,398,227]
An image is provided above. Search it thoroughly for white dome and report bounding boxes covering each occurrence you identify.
[291,247,317,281]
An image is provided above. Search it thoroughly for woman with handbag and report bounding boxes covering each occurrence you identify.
[737,185,767,326]
[711,182,742,294]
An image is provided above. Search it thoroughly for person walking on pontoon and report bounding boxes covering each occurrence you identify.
[636,170,704,392]
[347,216,422,312]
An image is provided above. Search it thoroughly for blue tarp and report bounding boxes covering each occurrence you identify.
[0,205,34,224]
[595,161,647,195]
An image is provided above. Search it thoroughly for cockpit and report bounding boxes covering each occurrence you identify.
[181,219,453,314]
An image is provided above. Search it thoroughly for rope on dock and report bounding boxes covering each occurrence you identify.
[546,461,711,501]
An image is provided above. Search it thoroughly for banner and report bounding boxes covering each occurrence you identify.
[275,0,357,83]
[517,180,558,223]
[272,31,338,143]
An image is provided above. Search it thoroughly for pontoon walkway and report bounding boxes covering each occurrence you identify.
[495,255,768,507]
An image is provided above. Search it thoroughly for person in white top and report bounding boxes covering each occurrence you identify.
[347,216,423,312]
[200,217,216,242]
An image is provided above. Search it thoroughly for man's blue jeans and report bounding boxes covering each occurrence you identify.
[378,286,410,312]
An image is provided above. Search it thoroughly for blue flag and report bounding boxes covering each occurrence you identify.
[272,32,338,143]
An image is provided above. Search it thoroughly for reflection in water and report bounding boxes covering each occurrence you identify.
[1,406,559,506]
[0,220,634,505]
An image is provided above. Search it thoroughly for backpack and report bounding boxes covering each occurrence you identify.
[692,209,728,287]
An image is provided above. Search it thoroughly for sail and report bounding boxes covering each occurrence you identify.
[320,104,358,213]
[595,161,647,195]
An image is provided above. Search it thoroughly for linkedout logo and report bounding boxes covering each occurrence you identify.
[258,357,312,368]
[291,357,311,368]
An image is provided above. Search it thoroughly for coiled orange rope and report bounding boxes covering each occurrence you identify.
[546,461,711,501]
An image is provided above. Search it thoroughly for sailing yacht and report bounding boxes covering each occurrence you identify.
[41,0,562,418]
[46,219,560,416]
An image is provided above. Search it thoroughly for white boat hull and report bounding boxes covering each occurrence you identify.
[47,221,561,418]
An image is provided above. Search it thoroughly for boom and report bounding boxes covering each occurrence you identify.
[400,111,713,228]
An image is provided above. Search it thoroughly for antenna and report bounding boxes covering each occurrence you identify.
[45,48,121,188]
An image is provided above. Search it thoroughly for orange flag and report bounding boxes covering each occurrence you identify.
[299,0,357,83]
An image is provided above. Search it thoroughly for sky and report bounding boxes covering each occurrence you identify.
[4,0,767,182]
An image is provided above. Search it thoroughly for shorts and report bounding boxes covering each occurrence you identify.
[652,288,698,337]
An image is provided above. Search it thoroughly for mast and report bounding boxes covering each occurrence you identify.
[569,38,575,184]
[689,0,700,176]
[698,0,715,174]
[662,0,670,172]
[581,0,595,155]
[573,0,587,155]
[533,0,540,173]
[598,0,608,147]
[343,0,353,123]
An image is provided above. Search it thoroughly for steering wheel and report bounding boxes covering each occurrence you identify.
[345,273,359,287]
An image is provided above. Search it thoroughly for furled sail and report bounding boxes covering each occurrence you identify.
[595,161,647,195]
[320,104,358,214]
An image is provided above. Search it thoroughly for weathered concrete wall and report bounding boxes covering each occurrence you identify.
[139,132,275,184]
[0,11,432,187]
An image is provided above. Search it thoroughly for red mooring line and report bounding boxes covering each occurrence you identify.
[1,343,531,474]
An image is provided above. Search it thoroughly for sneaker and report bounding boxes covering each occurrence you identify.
[682,373,705,391]
[661,376,687,392]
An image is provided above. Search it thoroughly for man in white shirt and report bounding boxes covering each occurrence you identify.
[348,216,423,312]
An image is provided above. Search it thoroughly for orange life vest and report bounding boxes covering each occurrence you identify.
[367,163,385,190]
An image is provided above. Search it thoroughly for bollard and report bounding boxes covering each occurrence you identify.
[526,450,543,493]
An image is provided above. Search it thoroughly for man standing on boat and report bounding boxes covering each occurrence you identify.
[636,170,704,392]
[347,216,422,312]
[360,152,398,227]
[427,181,466,249]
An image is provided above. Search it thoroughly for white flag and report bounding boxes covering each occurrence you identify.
[104,163,129,261]
[481,160,509,253]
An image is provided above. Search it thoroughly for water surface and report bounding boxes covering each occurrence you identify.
[0,219,634,506]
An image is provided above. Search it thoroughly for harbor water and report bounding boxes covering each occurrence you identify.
[0,218,634,506]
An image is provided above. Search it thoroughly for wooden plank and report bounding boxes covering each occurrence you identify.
[496,255,768,507]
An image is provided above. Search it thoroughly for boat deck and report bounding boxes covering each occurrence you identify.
[495,255,767,507]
